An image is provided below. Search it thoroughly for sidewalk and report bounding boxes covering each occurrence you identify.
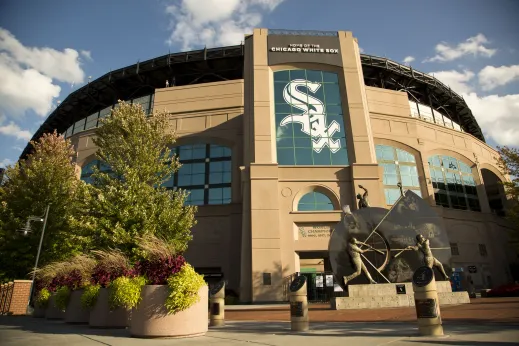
[0,298,518,345]
[0,317,518,346]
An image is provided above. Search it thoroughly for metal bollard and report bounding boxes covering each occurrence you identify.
[412,266,444,336]
[289,275,308,332]
[209,280,225,327]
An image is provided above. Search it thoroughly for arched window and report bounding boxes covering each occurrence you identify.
[297,192,334,211]
[80,160,112,184]
[428,155,480,211]
[162,144,232,206]
[376,145,422,205]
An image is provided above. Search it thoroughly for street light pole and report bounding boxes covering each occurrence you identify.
[30,205,50,289]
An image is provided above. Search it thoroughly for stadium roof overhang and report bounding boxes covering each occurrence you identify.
[20,45,484,160]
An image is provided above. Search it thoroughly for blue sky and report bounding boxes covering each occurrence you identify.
[1,0,518,168]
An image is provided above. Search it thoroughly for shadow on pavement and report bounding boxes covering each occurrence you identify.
[0,316,131,338]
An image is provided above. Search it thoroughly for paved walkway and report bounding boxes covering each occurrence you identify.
[0,298,518,345]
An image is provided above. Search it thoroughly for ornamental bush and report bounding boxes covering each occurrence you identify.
[55,286,71,311]
[34,288,51,309]
[80,284,100,309]
[109,276,146,310]
[90,249,133,288]
[133,255,186,285]
[165,264,206,314]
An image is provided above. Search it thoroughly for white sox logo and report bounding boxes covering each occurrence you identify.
[279,79,341,153]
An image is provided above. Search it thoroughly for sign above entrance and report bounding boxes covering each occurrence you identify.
[297,224,334,239]
[270,44,339,54]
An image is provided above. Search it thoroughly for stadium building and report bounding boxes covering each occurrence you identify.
[21,29,517,302]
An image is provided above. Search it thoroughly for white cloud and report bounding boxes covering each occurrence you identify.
[0,28,88,117]
[430,70,475,94]
[464,93,519,147]
[359,47,364,53]
[478,64,519,91]
[403,56,415,64]
[0,158,13,168]
[12,146,22,152]
[80,50,93,61]
[165,0,286,50]
[0,53,61,116]
[0,28,85,83]
[433,68,519,146]
[424,34,497,63]
[0,119,32,141]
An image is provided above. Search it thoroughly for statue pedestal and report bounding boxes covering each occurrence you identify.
[331,282,470,310]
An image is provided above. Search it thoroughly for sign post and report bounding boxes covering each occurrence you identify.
[412,266,444,336]
[209,281,225,327]
[289,275,309,332]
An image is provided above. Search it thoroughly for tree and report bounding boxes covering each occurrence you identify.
[0,131,92,281]
[497,146,519,249]
[83,101,196,259]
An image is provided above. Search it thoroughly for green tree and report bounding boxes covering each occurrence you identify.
[84,101,196,259]
[0,131,92,281]
[497,146,519,249]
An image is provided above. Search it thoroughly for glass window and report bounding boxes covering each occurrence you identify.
[80,160,113,184]
[274,70,348,166]
[73,118,86,134]
[427,155,480,212]
[297,191,335,211]
[376,145,422,205]
[164,143,232,206]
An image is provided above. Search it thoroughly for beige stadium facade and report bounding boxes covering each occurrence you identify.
[22,28,518,303]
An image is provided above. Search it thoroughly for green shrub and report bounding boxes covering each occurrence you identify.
[55,286,71,311]
[35,288,51,308]
[165,264,206,314]
[81,284,101,309]
[109,276,146,310]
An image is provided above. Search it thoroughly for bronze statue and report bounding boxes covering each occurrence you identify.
[357,185,370,209]
[343,237,377,285]
[406,234,449,280]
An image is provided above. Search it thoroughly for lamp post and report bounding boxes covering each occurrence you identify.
[17,205,50,312]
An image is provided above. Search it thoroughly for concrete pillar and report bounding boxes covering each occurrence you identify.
[289,275,309,332]
[412,267,444,336]
[209,281,225,327]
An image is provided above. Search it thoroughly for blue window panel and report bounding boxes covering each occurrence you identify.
[209,173,223,184]
[306,70,323,84]
[312,149,332,165]
[191,163,205,174]
[322,72,339,83]
[274,70,348,166]
[384,188,401,205]
[295,148,313,165]
[428,155,441,167]
[179,146,193,160]
[178,163,192,175]
[459,161,473,174]
[443,156,458,170]
[376,145,395,161]
[162,175,174,188]
[222,187,231,200]
[396,148,416,163]
[297,192,334,211]
[192,144,206,159]
[274,70,290,82]
[99,162,111,172]
[289,69,306,80]
[277,148,295,165]
[81,161,97,175]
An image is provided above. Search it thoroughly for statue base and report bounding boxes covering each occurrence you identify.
[331,282,470,310]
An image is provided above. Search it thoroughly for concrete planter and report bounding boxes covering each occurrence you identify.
[89,287,130,328]
[45,294,65,320]
[65,289,90,324]
[130,285,208,338]
[33,306,46,318]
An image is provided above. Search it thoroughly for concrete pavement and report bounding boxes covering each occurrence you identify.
[0,317,518,346]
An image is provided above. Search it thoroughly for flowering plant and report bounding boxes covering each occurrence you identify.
[90,249,133,287]
[133,254,186,285]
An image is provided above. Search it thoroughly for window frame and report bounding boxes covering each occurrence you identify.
[428,155,481,212]
[375,144,422,205]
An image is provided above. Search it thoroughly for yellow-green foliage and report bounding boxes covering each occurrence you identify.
[81,284,100,309]
[55,286,71,311]
[35,288,51,308]
[165,264,206,314]
[109,276,146,310]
